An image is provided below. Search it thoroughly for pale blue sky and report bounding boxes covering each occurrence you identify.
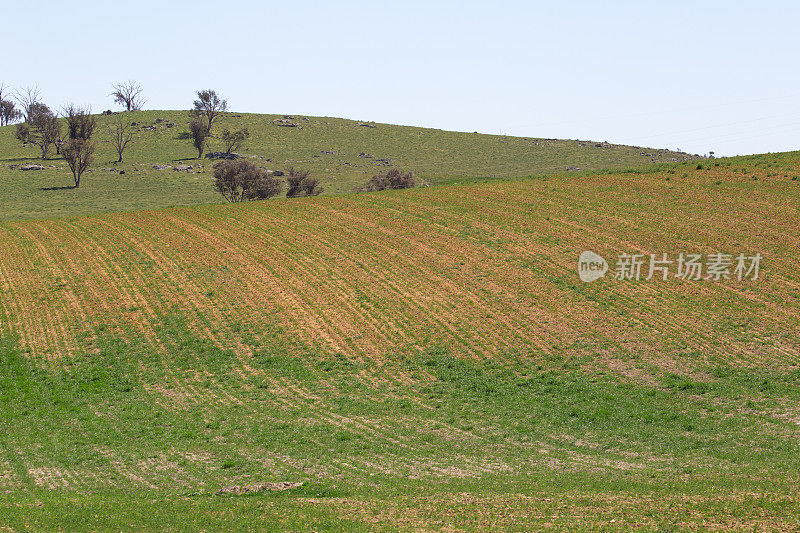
[3,0,798,156]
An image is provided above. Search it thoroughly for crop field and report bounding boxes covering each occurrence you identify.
[0,151,798,530]
[0,111,697,220]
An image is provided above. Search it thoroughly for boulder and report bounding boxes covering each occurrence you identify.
[19,164,45,171]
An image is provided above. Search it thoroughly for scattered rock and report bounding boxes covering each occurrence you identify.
[174,165,192,171]
[321,150,336,155]
[358,152,373,158]
[215,482,303,496]
[119,170,125,175]
[273,119,298,127]
[152,164,172,170]
[356,122,377,128]
[205,152,239,160]
[272,170,284,177]
[566,166,580,171]
[19,164,45,171]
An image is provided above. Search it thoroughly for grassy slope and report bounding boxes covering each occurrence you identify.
[0,110,697,220]
[0,153,799,530]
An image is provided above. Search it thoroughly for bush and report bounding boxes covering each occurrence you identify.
[364,169,415,192]
[213,159,281,202]
[286,167,324,198]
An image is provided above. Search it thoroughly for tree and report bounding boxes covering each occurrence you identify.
[63,104,97,141]
[220,128,249,155]
[107,118,134,162]
[62,138,95,188]
[1,100,21,126]
[111,81,145,111]
[189,117,209,158]
[26,105,61,159]
[213,159,282,202]
[192,89,227,133]
[14,86,42,122]
[286,168,324,198]
[0,84,21,126]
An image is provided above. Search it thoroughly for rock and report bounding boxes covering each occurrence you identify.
[174,165,192,171]
[321,150,336,155]
[155,118,164,123]
[358,152,373,158]
[273,119,298,127]
[19,164,45,171]
[119,170,125,175]
[357,122,377,128]
[152,164,172,170]
[205,152,239,160]
[272,170,284,177]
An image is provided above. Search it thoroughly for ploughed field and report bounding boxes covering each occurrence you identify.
[0,154,799,530]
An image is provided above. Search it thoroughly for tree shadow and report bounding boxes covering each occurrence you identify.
[172,157,199,162]
[175,132,192,140]
[39,186,76,191]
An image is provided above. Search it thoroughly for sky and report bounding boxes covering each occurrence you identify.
[2,0,798,156]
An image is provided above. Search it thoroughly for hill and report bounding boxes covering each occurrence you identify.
[0,152,798,529]
[0,110,698,220]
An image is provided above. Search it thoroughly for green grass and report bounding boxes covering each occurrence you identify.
[1,319,800,530]
[0,110,697,220]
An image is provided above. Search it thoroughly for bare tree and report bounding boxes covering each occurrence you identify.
[14,86,42,122]
[189,117,209,158]
[62,138,95,188]
[220,128,249,155]
[107,118,134,162]
[214,159,282,202]
[111,81,145,111]
[192,89,227,133]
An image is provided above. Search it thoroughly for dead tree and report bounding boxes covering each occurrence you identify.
[108,118,134,162]
[111,81,145,111]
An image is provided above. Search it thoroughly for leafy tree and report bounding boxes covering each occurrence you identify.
[0,84,21,126]
[63,105,97,141]
[26,105,61,159]
[192,89,227,133]
[111,81,145,111]
[214,159,282,202]
[189,117,209,158]
[220,128,249,155]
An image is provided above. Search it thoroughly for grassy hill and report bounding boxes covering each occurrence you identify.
[0,151,798,529]
[0,110,698,220]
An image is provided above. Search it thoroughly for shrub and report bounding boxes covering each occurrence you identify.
[286,167,324,198]
[364,169,415,192]
[214,159,282,202]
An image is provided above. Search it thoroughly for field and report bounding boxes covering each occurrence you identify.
[0,110,697,220]
[0,146,799,530]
